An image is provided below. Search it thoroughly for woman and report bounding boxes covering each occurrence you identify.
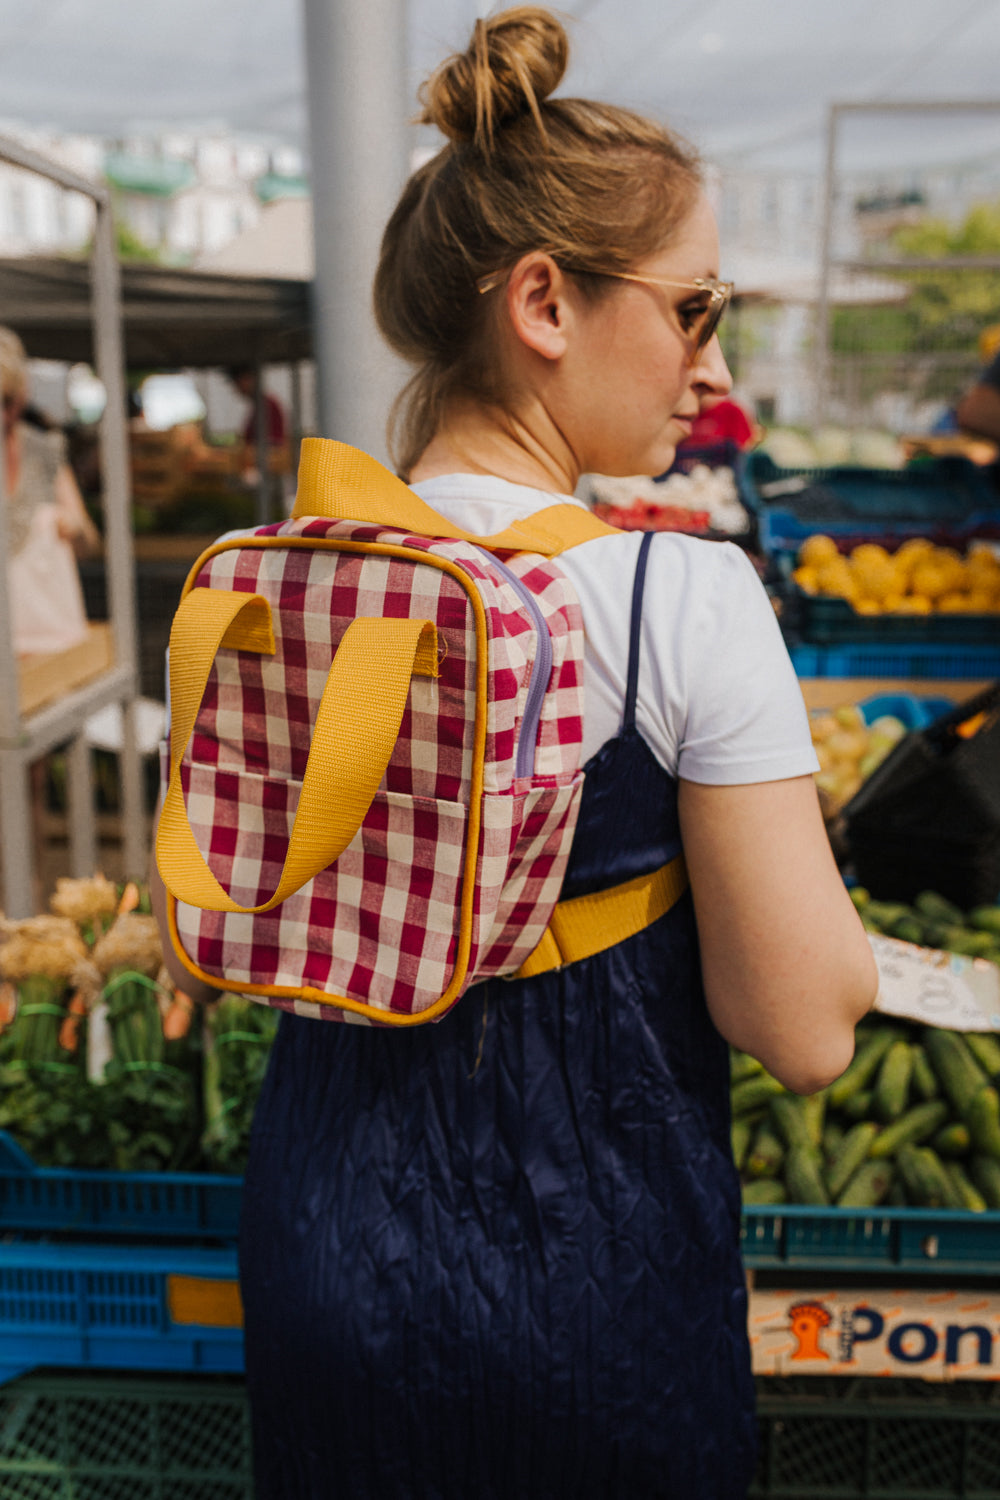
[223,10,876,1496]
[2,325,100,655]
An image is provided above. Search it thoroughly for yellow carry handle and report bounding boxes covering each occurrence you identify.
[157,587,438,914]
[293,438,618,555]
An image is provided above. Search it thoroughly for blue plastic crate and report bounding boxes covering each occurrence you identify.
[790,642,1000,679]
[0,1132,241,1240]
[740,451,1000,521]
[742,1204,1000,1277]
[0,1241,243,1386]
[858,692,955,729]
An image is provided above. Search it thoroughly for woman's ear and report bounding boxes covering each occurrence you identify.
[504,253,573,362]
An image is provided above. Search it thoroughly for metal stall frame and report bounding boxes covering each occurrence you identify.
[0,134,143,917]
[815,99,1000,425]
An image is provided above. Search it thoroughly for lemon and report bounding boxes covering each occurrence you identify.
[850,552,897,602]
[792,565,819,595]
[910,561,951,600]
[799,534,840,568]
[854,599,881,615]
[894,596,933,614]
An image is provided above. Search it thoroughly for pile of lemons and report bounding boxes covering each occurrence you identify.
[792,535,1000,615]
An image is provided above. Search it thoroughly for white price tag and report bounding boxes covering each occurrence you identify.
[869,933,1000,1032]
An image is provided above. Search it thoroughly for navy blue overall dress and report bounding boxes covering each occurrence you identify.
[240,533,757,1499]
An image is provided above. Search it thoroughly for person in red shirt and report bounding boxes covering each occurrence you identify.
[678,392,756,450]
[229,365,288,451]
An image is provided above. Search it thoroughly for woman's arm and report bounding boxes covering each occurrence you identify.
[678,773,877,1094]
[54,463,101,556]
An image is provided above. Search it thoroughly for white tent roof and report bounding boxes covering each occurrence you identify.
[196,198,314,280]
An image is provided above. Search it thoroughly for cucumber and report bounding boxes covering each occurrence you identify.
[731,1117,754,1172]
[891,916,925,945]
[896,1144,958,1209]
[868,1100,949,1159]
[966,1086,1000,1159]
[730,1049,765,1085]
[943,1161,988,1213]
[873,1040,914,1122]
[770,1095,817,1154]
[803,1091,827,1149]
[970,1155,1000,1209]
[888,1179,908,1207]
[741,1178,787,1206]
[826,1121,879,1199]
[910,1045,940,1102]
[914,891,966,927]
[968,906,1000,937]
[784,1145,831,1206]
[843,1088,874,1122]
[823,1122,845,1161]
[837,1160,893,1209]
[746,1123,785,1180]
[849,887,871,911]
[931,1122,971,1158]
[828,1027,899,1109]
[731,1073,785,1115]
[964,1033,1000,1082]
[924,1030,988,1117]
[941,927,997,959]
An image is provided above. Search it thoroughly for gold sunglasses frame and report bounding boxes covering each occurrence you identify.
[475,266,734,358]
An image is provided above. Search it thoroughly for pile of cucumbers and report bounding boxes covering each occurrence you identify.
[732,1022,1000,1212]
[851,888,1000,963]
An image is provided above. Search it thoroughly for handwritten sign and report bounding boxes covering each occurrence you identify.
[870,934,1000,1032]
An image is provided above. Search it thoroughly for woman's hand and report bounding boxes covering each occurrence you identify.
[678,773,878,1094]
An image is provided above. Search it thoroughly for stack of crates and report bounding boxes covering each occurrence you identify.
[129,428,187,512]
[0,1132,251,1496]
[738,451,1000,680]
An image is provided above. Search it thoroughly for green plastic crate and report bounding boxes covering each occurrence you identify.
[0,1371,253,1498]
[752,1376,1000,1499]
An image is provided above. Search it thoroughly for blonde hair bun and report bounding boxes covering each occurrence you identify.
[419,6,568,149]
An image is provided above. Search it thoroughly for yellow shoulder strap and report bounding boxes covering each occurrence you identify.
[293,437,619,555]
[514,855,689,980]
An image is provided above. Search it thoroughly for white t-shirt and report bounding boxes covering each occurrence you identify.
[411,474,819,785]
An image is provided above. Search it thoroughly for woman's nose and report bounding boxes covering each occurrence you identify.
[691,334,732,397]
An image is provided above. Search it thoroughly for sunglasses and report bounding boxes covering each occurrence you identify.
[476,266,733,361]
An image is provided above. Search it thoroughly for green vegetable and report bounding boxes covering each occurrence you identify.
[826,1121,879,1199]
[924,1030,988,1117]
[943,1161,987,1213]
[770,1095,817,1154]
[896,1144,957,1208]
[731,1117,753,1172]
[970,1155,1000,1209]
[843,1088,874,1122]
[803,1091,827,1149]
[828,1028,898,1109]
[868,1100,949,1159]
[914,891,966,927]
[822,1122,845,1160]
[873,1041,913,1122]
[968,906,1000,937]
[746,1123,785,1180]
[890,916,925,945]
[849,887,871,910]
[932,1122,971,1157]
[837,1159,893,1209]
[729,1049,765,1085]
[731,1073,785,1116]
[741,1179,787,1206]
[967,1086,1000,1159]
[201,996,279,1174]
[784,1145,830,1206]
[910,1046,939,1102]
[965,1033,1000,1081]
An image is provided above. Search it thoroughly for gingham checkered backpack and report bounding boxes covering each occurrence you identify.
[156,439,687,1025]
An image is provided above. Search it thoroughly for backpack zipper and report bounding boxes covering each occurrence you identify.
[487,555,554,779]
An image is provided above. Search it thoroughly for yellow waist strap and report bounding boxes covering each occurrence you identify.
[514,854,689,980]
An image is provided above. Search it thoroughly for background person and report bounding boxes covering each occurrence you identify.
[158,11,876,1497]
[955,325,1000,445]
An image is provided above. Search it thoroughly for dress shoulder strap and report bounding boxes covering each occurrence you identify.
[623,531,654,731]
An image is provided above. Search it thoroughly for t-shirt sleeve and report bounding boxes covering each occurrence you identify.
[647,541,819,785]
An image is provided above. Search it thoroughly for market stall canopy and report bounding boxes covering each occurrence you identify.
[196,198,314,281]
[0,254,312,367]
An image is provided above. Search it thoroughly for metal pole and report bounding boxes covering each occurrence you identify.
[66,731,97,879]
[814,105,839,426]
[301,0,409,463]
[254,355,269,526]
[91,193,145,882]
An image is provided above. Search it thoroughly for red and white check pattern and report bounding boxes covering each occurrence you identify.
[169,516,586,1021]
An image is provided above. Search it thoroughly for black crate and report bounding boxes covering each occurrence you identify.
[844,684,1000,908]
[752,1376,1000,1499]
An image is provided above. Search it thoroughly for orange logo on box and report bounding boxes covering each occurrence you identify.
[788,1301,832,1361]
